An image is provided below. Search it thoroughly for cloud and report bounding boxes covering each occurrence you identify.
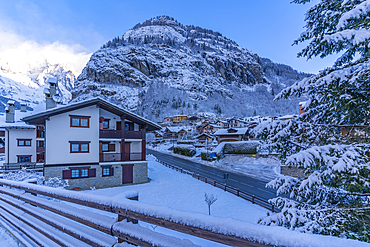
[0,25,91,77]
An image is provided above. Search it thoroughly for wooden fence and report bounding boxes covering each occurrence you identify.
[0,179,271,247]
[157,160,277,213]
[0,163,43,174]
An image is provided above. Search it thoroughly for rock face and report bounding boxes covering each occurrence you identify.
[73,16,310,120]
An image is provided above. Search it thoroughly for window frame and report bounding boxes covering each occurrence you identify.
[63,166,96,179]
[17,139,32,147]
[101,165,113,177]
[69,115,90,128]
[17,155,32,163]
[69,141,90,153]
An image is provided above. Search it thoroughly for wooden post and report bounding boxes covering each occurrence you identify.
[117,195,139,243]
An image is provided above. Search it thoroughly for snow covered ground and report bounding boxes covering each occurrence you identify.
[83,155,269,246]
[149,143,280,182]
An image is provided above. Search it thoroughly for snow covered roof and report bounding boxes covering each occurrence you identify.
[0,112,35,129]
[213,127,248,136]
[165,127,185,133]
[7,100,15,105]
[22,97,161,131]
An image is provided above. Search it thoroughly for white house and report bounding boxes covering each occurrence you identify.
[22,97,161,190]
[0,101,39,167]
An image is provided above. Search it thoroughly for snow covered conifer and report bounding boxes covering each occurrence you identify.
[255,0,370,242]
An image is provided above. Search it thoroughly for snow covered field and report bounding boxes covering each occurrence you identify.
[83,155,269,246]
[149,143,280,182]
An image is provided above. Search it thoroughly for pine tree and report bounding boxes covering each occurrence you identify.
[255,0,370,242]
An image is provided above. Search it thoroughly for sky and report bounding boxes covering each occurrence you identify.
[0,0,337,74]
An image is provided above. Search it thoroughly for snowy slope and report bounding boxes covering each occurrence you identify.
[73,16,310,121]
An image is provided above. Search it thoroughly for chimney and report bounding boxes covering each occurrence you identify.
[5,100,15,123]
[45,77,57,110]
[20,103,27,112]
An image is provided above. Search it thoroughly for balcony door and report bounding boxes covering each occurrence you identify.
[122,165,133,184]
[124,142,131,161]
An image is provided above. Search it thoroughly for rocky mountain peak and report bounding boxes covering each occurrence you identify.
[72,17,310,120]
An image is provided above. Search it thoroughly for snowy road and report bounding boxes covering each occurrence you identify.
[147,149,277,201]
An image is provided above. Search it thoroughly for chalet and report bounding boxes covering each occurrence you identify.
[194,133,214,144]
[163,127,187,139]
[213,128,249,143]
[173,115,188,122]
[21,97,161,190]
[187,116,200,124]
[228,118,240,128]
[215,120,229,129]
[163,117,173,123]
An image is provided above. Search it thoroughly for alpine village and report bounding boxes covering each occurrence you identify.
[0,1,369,247]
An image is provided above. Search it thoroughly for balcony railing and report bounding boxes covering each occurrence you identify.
[99,153,121,162]
[99,152,144,162]
[99,130,143,139]
[36,147,45,153]
[129,152,142,161]
[99,129,122,139]
[125,130,142,139]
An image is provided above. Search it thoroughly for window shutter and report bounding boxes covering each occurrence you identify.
[110,167,114,176]
[108,144,115,152]
[88,168,96,177]
[62,170,71,179]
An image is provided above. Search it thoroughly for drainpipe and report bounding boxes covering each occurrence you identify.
[6,128,9,167]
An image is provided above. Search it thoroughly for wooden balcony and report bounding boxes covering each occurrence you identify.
[125,130,143,139]
[99,129,122,139]
[99,130,143,139]
[36,147,45,153]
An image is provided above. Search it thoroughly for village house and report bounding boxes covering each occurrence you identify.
[20,96,161,190]
[163,116,173,123]
[163,126,187,139]
[213,127,249,143]
[173,115,188,122]
[0,101,39,167]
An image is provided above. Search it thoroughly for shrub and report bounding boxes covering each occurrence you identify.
[173,145,196,157]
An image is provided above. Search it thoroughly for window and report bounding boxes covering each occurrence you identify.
[101,143,115,152]
[102,143,109,152]
[102,120,110,129]
[80,169,88,177]
[102,166,114,177]
[71,169,79,178]
[70,115,90,128]
[63,167,96,179]
[70,141,90,153]
[17,155,31,163]
[134,123,139,131]
[18,139,31,146]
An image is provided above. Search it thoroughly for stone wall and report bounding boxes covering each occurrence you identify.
[44,161,148,190]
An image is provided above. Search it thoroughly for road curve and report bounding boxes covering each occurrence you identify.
[147,149,277,201]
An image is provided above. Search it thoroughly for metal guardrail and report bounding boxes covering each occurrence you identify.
[157,159,277,213]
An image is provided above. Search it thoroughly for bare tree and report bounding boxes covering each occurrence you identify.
[204,193,217,215]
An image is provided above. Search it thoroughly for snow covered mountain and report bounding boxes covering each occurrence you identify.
[72,16,310,121]
[0,61,77,111]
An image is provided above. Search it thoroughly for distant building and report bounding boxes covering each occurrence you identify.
[173,115,188,122]
[299,101,307,115]
[213,128,249,143]
[164,117,173,123]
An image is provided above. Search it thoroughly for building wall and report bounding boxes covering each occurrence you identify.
[5,128,36,164]
[99,108,121,130]
[44,161,148,190]
[46,105,99,165]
